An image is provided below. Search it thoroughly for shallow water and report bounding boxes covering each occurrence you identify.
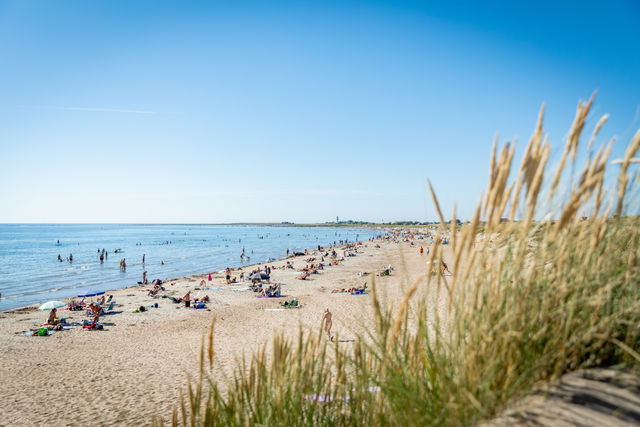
[0,224,382,311]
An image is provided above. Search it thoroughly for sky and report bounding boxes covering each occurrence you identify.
[0,0,638,223]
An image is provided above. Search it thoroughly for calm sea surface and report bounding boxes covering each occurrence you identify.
[0,224,383,311]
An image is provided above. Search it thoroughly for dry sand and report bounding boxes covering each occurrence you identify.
[0,235,452,426]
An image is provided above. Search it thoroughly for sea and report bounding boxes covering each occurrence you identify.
[0,224,384,311]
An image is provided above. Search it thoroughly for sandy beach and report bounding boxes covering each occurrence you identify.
[0,232,451,426]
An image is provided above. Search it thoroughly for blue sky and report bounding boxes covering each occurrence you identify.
[0,0,638,223]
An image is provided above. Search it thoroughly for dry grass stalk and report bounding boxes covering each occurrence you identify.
[157,97,640,427]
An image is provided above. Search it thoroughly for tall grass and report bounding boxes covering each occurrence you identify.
[155,97,640,426]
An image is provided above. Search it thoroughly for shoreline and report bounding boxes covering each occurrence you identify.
[0,230,448,425]
[0,225,388,313]
[0,243,365,314]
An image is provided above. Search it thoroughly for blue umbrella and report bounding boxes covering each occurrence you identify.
[77,289,105,297]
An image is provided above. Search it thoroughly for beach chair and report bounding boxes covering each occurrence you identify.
[101,301,116,315]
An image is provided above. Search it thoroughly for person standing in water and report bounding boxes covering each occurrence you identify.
[142,254,145,264]
[322,308,334,341]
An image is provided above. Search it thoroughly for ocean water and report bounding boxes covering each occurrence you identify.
[0,224,383,311]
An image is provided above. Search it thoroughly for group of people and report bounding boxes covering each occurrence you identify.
[57,254,73,263]
[259,284,281,297]
[330,284,367,294]
[171,291,209,308]
[98,248,108,263]
[46,294,113,330]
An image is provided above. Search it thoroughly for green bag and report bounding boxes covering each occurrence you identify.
[37,328,48,336]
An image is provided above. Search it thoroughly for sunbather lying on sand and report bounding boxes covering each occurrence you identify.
[89,303,102,319]
[281,299,300,308]
[148,284,163,297]
[260,284,281,297]
[378,265,394,276]
[67,298,84,311]
[331,284,367,294]
[297,271,310,280]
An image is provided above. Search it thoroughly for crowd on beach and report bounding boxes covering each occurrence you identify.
[23,227,456,340]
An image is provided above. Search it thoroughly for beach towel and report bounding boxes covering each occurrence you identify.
[264,308,285,312]
[22,329,54,336]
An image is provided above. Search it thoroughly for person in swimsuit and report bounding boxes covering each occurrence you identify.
[183,291,191,308]
[322,308,333,341]
[48,308,58,324]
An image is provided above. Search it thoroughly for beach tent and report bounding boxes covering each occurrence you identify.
[77,289,105,298]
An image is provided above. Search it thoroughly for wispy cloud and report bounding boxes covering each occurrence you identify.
[58,106,157,114]
[182,189,388,198]
[4,105,160,114]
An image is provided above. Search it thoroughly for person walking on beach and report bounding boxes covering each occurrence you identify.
[322,308,334,341]
[142,271,148,285]
[441,260,451,275]
[420,246,424,255]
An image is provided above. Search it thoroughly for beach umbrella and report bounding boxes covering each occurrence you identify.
[38,301,66,310]
[250,272,270,281]
[77,289,105,297]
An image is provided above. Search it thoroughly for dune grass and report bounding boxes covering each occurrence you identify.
[155,97,640,426]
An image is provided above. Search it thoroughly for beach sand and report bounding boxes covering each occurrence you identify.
[0,235,452,426]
